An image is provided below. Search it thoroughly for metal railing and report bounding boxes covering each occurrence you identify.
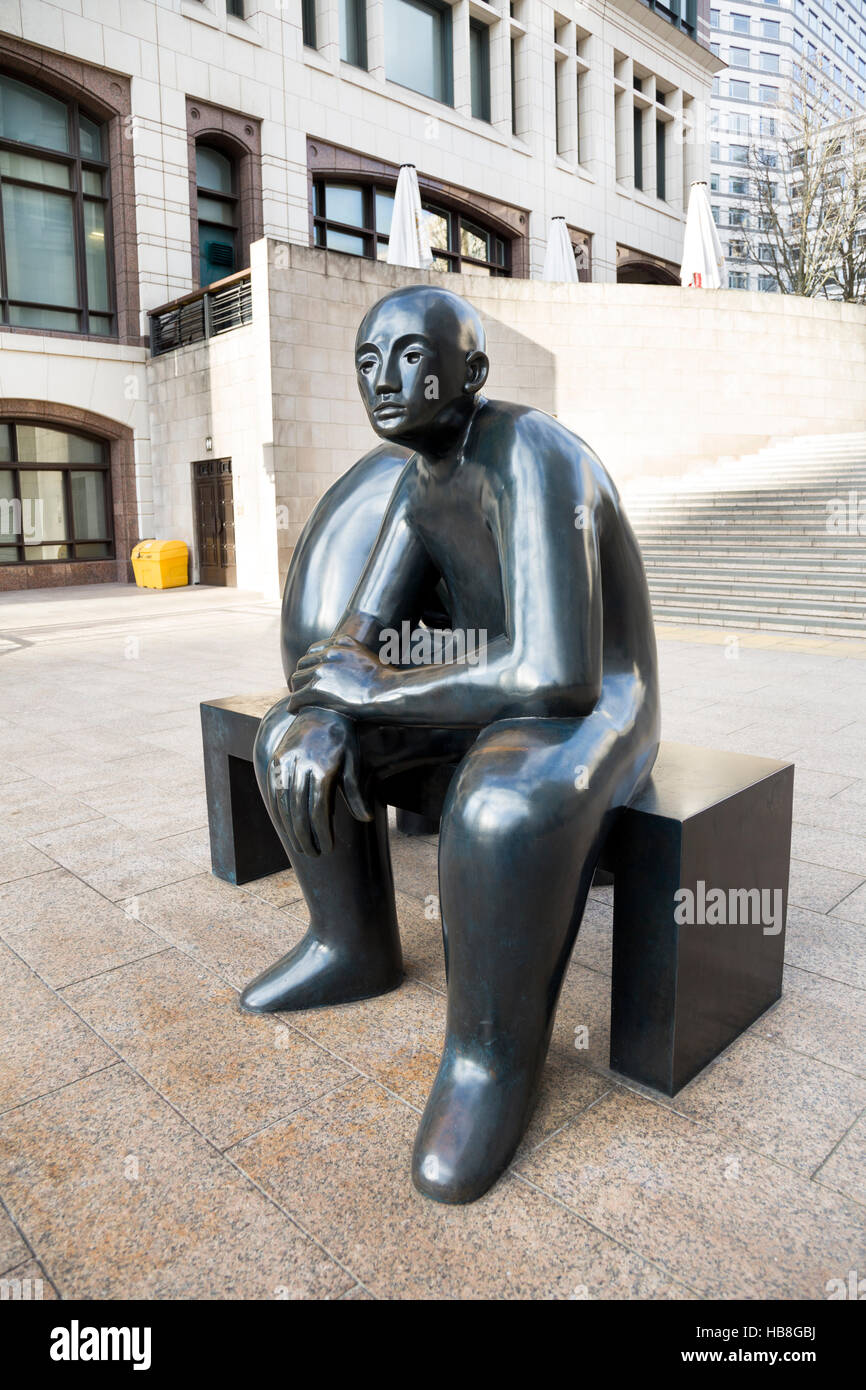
[148,270,252,357]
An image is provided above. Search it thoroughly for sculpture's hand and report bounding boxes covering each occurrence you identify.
[288,635,392,719]
[269,706,373,858]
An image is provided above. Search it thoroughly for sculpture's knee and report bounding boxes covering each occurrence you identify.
[253,700,294,797]
[446,766,535,855]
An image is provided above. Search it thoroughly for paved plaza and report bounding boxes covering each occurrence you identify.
[0,583,864,1300]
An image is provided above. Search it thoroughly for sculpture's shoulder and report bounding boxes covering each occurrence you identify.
[318,442,411,512]
[291,443,409,550]
[472,399,615,501]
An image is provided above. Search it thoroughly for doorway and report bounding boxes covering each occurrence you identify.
[193,458,236,586]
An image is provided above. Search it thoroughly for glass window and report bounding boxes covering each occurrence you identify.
[759,85,780,103]
[656,118,666,200]
[385,0,453,105]
[470,20,491,122]
[729,80,750,100]
[730,48,750,66]
[302,0,317,47]
[196,144,238,287]
[312,176,510,275]
[730,144,749,164]
[731,14,750,34]
[0,74,69,151]
[710,7,720,25]
[760,51,780,72]
[340,0,367,68]
[0,422,112,566]
[762,19,780,38]
[0,73,113,335]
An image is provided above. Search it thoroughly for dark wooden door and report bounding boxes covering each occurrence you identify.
[193,459,236,586]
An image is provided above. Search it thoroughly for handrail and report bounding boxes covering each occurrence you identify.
[148,270,252,357]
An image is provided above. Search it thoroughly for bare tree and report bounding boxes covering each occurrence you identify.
[742,80,866,300]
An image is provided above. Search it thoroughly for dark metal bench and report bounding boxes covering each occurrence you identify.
[201,693,793,1097]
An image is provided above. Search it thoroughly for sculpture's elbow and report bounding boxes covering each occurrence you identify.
[500,663,601,719]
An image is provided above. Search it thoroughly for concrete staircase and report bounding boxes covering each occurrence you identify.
[623,433,866,637]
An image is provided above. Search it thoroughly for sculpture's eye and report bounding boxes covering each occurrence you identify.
[358,359,376,375]
[404,350,423,365]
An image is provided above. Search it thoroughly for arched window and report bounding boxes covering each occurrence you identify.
[0,421,112,565]
[312,177,510,275]
[0,72,114,334]
[196,143,238,287]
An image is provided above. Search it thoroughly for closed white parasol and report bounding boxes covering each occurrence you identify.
[680,181,725,289]
[386,164,434,269]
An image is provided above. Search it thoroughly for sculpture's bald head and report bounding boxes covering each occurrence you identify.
[355,286,489,452]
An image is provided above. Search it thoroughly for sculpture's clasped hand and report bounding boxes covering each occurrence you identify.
[269,705,373,859]
[288,634,392,719]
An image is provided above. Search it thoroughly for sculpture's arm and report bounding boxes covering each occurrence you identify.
[292,465,438,670]
[291,434,603,727]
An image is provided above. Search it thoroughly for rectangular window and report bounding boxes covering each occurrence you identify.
[731,13,750,33]
[633,106,643,190]
[760,51,780,72]
[730,47,750,66]
[340,0,368,67]
[656,119,666,199]
[729,80,750,100]
[302,0,317,47]
[469,21,490,121]
[729,144,749,164]
[385,0,453,104]
[729,271,749,288]
[759,84,780,103]
[0,423,112,565]
[762,19,780,38]
[510,37,518,134]
[226,0,244,16]
[730,176,749,194]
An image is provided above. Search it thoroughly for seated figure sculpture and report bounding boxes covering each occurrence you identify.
[241,285,660,1204]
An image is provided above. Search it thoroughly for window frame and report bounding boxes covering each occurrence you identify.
[195,141,240,288]
[0,69,116,337]
[384,0,454,107]
[469,18,491,123]
[0,421,114,566]
[311,176,511,276]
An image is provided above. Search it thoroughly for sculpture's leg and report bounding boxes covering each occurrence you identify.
[412,708,658,1204]
[240,701,402,1013]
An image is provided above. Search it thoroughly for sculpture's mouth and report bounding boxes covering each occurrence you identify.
[373,403,407,423]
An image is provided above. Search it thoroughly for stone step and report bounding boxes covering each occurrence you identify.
[648,573,866,598]
[649,600,866,636]
[647,587,864,618]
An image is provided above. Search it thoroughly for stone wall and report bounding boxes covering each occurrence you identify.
[146,238,866,597]
[265,241,866,556]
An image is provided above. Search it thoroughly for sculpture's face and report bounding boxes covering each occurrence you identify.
[355,289,488,450]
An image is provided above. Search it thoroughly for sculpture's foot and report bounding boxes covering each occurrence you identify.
[411,1046,540,1204]
[239,929,402,1013]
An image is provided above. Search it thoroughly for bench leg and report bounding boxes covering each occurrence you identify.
[201,706,290,886]
[608,766,793,1095]
[396,808,440,837]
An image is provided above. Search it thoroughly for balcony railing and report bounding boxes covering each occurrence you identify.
[148,269,252,357]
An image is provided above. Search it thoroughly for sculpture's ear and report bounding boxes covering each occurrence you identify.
[464,350,489,394]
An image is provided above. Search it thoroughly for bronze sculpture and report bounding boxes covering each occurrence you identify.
[241,285,660,1204]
